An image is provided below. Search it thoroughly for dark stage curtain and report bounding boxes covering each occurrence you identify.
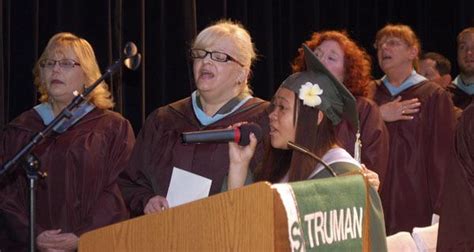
[1,0,473,132]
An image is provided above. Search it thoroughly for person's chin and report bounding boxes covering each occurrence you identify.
[270,138,287,150]
[48,89,67,97]
[196,77,216,86]
[379,62,391,70]
[462,64,474,72]
[48,92,73,102]
[196,82,216,93]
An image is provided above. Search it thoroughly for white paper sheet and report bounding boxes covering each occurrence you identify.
[166,167,212,208]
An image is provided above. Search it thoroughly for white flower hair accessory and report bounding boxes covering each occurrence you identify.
[298,82,323,107]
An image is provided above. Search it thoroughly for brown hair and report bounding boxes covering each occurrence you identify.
[420,52,452,75]
[374,24,421,68]
[33,32,114,109]
[457,27,474,45]
[291,31,371,97]
[255,91,338,182]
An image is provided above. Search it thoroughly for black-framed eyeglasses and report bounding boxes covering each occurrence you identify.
[190,49,244,67]
[39,59,81,69]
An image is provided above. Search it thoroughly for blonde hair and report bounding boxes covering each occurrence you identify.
[375,24,421,68]
[33,32,114,109]
[192,20,257,94]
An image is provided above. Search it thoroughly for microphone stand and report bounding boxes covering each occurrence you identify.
[0,42,141,252]
[287,141,337,177]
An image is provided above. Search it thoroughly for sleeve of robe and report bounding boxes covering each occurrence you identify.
[0,124,48,244]
[454,102,474,182]
[336,97,389,187]
[0,171,39,244]
[0,112,135,240]
[118,111,162,217]
[437,101,474,250]
[119,101,270,217]
[72,118,135,235]
[425,88,457,213]
[356,97,389,187]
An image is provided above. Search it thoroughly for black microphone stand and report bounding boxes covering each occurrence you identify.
[0,42,141,252]
[287,141,337,177]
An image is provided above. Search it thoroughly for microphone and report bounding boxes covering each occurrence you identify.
[181,123,263,146]
[123,42,142,70]
[123,42,138,57]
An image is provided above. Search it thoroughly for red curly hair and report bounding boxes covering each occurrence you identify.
[291,31,372,97]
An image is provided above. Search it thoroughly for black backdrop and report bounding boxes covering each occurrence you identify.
[1,0,473,133]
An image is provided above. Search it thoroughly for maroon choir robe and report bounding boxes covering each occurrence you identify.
[0,108,135,248]
[119,97,269,217]
[447,83,474,110]
[437,101,474,251]
[369,80,456,235]
[336,96,389,186]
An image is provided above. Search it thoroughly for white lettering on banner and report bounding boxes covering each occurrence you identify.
[353,206,363,238]
[304,214,315,247]
[290,222,303,252]
[315,212,324,245]
[304,207,364,248]
[333,209,345,241]
[345,208,354,239]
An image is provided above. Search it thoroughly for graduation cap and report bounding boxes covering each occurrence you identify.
[280,44,362,161]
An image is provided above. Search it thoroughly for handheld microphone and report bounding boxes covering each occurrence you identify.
[181,123,263,146]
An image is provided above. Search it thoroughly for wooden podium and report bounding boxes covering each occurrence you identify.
[79,182,290,251]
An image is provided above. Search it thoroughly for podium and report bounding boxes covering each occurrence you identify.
[79,182,290,251]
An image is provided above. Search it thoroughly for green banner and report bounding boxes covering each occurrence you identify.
[274,174,387,252]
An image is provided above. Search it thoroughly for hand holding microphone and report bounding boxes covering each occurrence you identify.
[227,122,259,164]
[180,122,262,190]
[227,122,259,190]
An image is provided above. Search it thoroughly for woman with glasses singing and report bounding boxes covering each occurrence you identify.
[119,20,269,216]
[0,32,135,251]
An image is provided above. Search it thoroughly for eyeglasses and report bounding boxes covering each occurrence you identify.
[190,49,244,67]
[39,59,81,69]
[373,38,406,50]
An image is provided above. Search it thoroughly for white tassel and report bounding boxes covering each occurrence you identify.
[354,130,362,163]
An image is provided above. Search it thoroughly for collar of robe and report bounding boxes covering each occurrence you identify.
[34,101,96,133]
